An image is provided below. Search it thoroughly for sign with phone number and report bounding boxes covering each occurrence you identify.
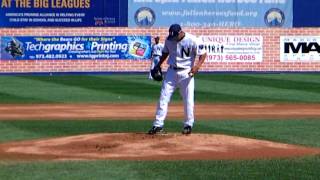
[200,35,263,62]
[0,36,151,60]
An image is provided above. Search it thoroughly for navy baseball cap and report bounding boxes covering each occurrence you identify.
[168,24,182,40]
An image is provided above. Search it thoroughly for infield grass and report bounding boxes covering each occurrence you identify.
[1,73,320,103]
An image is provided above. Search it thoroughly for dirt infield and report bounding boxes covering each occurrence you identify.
[1,103,320,120]
[1,133,319,161]
[0,103,320,161]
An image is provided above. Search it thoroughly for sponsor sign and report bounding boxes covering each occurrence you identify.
[0,36,151,60]
[200,35,263,62]
[0,0,128,27]
[280,36,320,62]
[129,0,292,27]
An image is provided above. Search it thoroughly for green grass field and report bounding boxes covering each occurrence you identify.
[1,73,320,103]
[0,73,320,179]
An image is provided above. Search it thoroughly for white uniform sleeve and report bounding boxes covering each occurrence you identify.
[195,37,206,55]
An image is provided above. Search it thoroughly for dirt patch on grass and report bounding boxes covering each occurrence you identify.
[0,133,319,161]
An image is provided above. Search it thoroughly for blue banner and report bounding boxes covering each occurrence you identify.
[0,36,151,60]
[128,0,292,28]
[293,0,320,27]
[0,0,128,27]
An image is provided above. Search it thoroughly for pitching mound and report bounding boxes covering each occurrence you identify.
[0,133,319,161]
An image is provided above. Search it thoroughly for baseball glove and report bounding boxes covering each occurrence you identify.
[150,66,163,81]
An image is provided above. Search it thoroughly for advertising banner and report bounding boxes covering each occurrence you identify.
[200,35,263,62]
[293,0,320,27]
[280,36,320,62]
[129,0,292,28]
[0,36,151,60]
[0,0,128,27]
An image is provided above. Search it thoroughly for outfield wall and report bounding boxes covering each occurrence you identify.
[1,27,320,73]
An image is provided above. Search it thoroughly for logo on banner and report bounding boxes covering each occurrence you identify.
[94,17,116,26]
[203,44,224,54]
[284,42,320,53]
[134,7,156,27]
[264,8,285,27]
[280,36,320,62]
[129,41,148,57]
[4,38,24,59]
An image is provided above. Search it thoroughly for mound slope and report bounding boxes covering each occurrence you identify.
[0,133,319,161]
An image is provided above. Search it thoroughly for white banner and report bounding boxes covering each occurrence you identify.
[280,36,320,62]
[200,35,263,62]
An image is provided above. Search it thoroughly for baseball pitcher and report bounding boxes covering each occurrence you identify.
[148,24,207,135]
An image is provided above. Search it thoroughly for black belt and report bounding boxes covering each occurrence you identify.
[170,66,185,70]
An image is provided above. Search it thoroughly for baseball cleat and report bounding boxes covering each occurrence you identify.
[182,126,192,135]
[148,126,164,135]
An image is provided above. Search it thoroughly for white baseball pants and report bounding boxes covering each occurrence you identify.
[153,67,194,128]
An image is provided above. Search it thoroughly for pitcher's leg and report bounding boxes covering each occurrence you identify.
[179,77,195,127]
[153,77,176,127]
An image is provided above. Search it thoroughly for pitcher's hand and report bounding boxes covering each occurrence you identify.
[189,66,199,77]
